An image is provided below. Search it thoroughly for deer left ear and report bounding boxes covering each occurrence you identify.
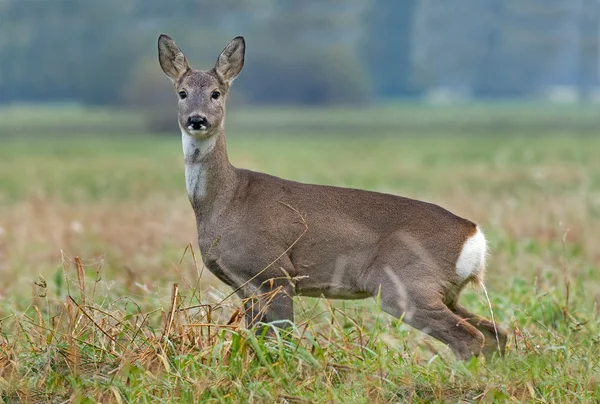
[214,36,245,84]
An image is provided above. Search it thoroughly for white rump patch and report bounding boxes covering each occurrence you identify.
[455,227,487,281]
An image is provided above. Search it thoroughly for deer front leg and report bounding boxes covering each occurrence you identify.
[242,280,294,332]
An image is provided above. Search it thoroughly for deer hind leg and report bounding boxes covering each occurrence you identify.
[400,304,484,360]
[450,304,507,358]
[376,284,485,360]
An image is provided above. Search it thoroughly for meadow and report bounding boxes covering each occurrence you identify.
[0,103,599,402]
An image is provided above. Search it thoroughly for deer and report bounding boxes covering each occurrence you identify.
[157,34,507,360]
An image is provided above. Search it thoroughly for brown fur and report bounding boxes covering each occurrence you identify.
[157,34,507,360]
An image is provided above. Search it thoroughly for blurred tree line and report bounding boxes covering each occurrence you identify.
[412,0,600,99]
[0,0,375,108]
[1,0,599,109]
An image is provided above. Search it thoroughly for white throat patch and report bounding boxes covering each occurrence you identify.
[181,128,218,200]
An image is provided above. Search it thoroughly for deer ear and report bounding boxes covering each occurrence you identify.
[214,36,245,84]
[158,34,190,82]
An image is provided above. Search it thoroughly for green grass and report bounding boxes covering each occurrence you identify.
[0,104,599,402]
[3,100,600,137]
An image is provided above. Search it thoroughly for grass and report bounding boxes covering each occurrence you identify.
[0,104,599,402]
[4,100,600,137]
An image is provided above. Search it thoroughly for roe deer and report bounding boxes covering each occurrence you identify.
[157,34,507,360]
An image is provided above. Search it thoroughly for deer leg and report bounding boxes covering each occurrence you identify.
[451,304,507,358]
[243,281,294,332]
[403,305,484,360]
[376,285,484,360]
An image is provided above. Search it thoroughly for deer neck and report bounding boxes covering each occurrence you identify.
[181,128,236,220]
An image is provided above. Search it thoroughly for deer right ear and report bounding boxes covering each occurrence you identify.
[158,34,190,82]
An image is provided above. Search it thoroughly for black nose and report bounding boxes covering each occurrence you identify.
[187,115,208,130]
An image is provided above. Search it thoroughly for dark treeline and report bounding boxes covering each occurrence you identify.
[1,0,599,107]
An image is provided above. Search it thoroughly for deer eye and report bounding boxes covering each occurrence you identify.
[211,91,221,100]
[178,91,187,100]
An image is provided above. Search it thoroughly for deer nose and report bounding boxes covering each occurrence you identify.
[187,115,209,130]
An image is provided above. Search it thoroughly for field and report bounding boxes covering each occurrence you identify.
[0,103,599,402]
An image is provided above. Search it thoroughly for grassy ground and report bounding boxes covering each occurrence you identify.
[0,104,599,402]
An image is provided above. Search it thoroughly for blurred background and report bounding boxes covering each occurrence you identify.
[2,0,600,134]
[0,1,598,304]
[1,3,600,399]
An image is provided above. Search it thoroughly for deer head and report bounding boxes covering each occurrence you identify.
[158,34,245,139]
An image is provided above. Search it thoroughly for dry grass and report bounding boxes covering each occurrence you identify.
[0,128,599,401]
